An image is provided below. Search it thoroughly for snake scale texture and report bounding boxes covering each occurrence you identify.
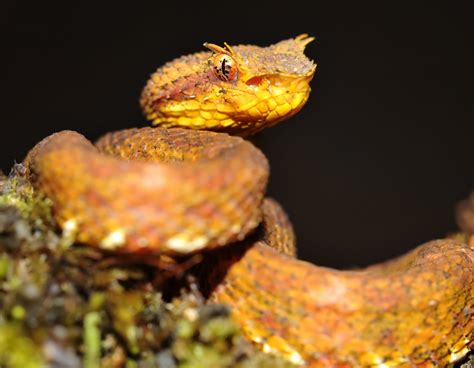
[23,35,473,367]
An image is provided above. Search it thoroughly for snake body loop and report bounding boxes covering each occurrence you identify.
[23,36,473,366]
[25,128,268,253]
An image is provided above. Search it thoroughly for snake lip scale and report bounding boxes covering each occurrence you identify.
[23,35,473,366]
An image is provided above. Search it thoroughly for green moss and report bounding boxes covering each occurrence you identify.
[0,167,55,231]
[84,312,102,368]
[0,172,295,367]
[0,323,45,368]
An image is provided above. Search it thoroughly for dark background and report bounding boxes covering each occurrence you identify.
[1,1,472,268]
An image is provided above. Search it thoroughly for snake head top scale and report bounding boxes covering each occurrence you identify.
[140,34,316,136]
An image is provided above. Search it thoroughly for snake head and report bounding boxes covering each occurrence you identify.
[140,35,316,136]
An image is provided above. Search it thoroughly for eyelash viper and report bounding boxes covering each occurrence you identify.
[22,35,473,367]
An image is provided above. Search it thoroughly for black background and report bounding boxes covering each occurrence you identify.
[1,1,472,268]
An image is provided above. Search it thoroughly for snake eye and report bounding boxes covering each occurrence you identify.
[211,54,238,81]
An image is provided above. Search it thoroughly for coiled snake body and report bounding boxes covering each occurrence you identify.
[23,36,473,367]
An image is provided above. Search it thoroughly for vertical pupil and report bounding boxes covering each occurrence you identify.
[220,58,229,77]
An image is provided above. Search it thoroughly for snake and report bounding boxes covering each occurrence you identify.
[22,35,473,367]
